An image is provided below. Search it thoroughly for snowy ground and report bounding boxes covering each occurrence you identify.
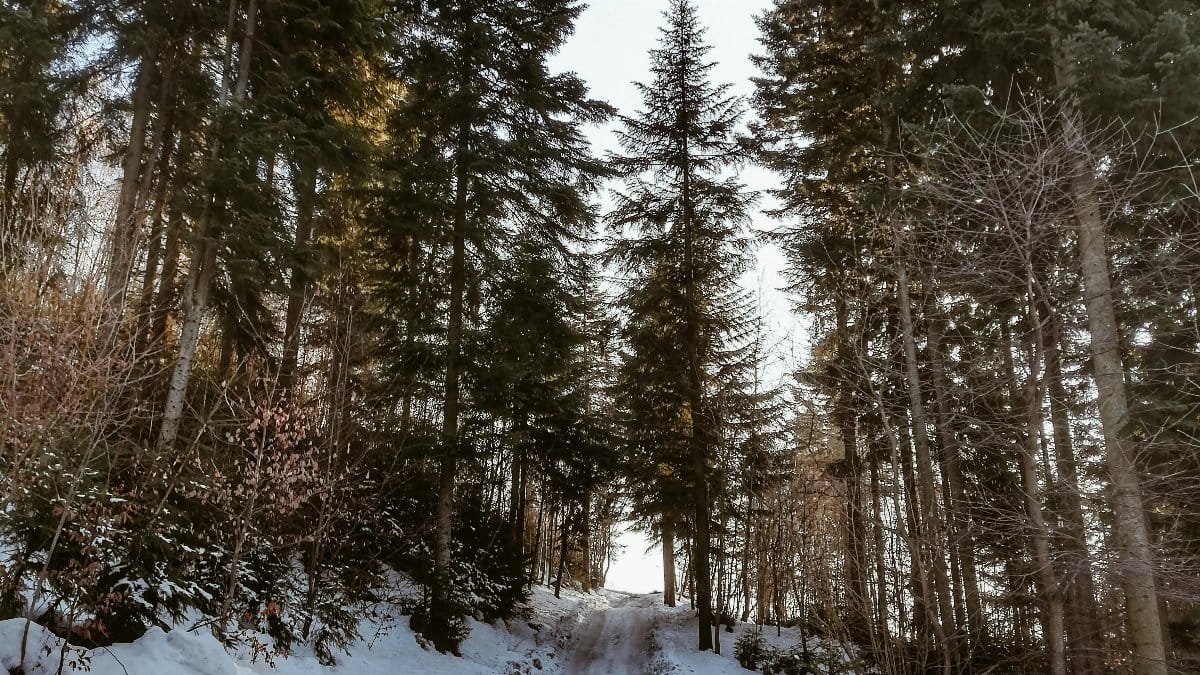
[0,587,810,674]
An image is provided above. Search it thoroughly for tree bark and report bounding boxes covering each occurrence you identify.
[432,120,471,624]
[681,110,714,652]
[740,490,753,623]
[105,47,157,309]
[1049,38,1167,669]
[836,298,870,647]
[926,312,985,649]
[889,241,955,671]
[1016,301,1067,675]
[137,105,177,325]
[1065,114,1167,675]
[867,426,895,667]
[1040,298,1105,674]
[158,0,258,453]
[554,507,570,598]
[280,162,318,390]
[663,514,677,607]
[581,490,592,593]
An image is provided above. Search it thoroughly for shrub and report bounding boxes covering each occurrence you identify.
[389,484,529,653]
[735,629,769,670]
[734,632,858,675]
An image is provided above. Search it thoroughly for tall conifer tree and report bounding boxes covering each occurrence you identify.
[608,0,752,651]
[378,0,609,649]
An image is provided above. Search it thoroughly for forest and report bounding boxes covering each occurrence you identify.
[1,0,1199,673]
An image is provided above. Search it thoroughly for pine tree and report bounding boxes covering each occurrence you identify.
[608,0,753,651]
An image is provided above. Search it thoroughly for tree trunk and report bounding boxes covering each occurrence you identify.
[581,490,592,593]
[663,515,677,607]
[509,447,524,550]
[1016,301,1067,675]
[867,426,895,666]
[281,162,317,390]
[740,491,753,623]
[1039,298,1105,674]
[433,122,470,625]
[158,239,217,451]
[1067,121,1167,675]
[836,298,870,647]
[158,0,258,453]
[681,120,714,652]
[530,496,545,584]
[926,312,985,649]
[554,507,571,598]
[890,246,955,671]
[137,110,177,327]
[148,202,184,348]
[1051,42,1167,670]
[714,511,726,655]
[105,47,157,309]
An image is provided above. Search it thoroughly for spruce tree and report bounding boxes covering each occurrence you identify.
[608,0,752,651]
[0,0,84,251]
[751,0,967,662]
[751,0,1200,669]
[377,0,609,650]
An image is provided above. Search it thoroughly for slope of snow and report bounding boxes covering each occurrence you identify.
[0,587,815,674]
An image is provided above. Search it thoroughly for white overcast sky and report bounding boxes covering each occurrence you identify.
[551,0,803,594]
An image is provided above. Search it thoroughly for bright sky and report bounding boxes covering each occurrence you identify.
[552,0,797,594]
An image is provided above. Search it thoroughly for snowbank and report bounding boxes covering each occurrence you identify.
[0,587,826,675]
[0,586,605,675]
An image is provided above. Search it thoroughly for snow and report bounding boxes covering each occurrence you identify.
[0,619,252,675]
[0,586,817,675]
[649,595,806,674]
[563,592,656,673]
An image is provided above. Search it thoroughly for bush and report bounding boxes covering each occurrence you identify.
[389,485,529,653]
[735,629,769,670]
[734,632,858,675]
[450,495,528,622]
[762,648,815,675]
[0,285,387,663]
[408,581,471,656]
[0,282,205,645]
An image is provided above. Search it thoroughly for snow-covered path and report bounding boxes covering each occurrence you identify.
[564,591,660,674]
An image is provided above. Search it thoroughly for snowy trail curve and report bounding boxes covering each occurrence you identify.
[564,592,660,674]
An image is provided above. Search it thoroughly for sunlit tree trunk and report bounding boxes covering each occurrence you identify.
[159,0,258,452]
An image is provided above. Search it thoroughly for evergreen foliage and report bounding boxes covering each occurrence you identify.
[372,0,610,652]
[0,0,1197,671]
[607,0,754,652]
